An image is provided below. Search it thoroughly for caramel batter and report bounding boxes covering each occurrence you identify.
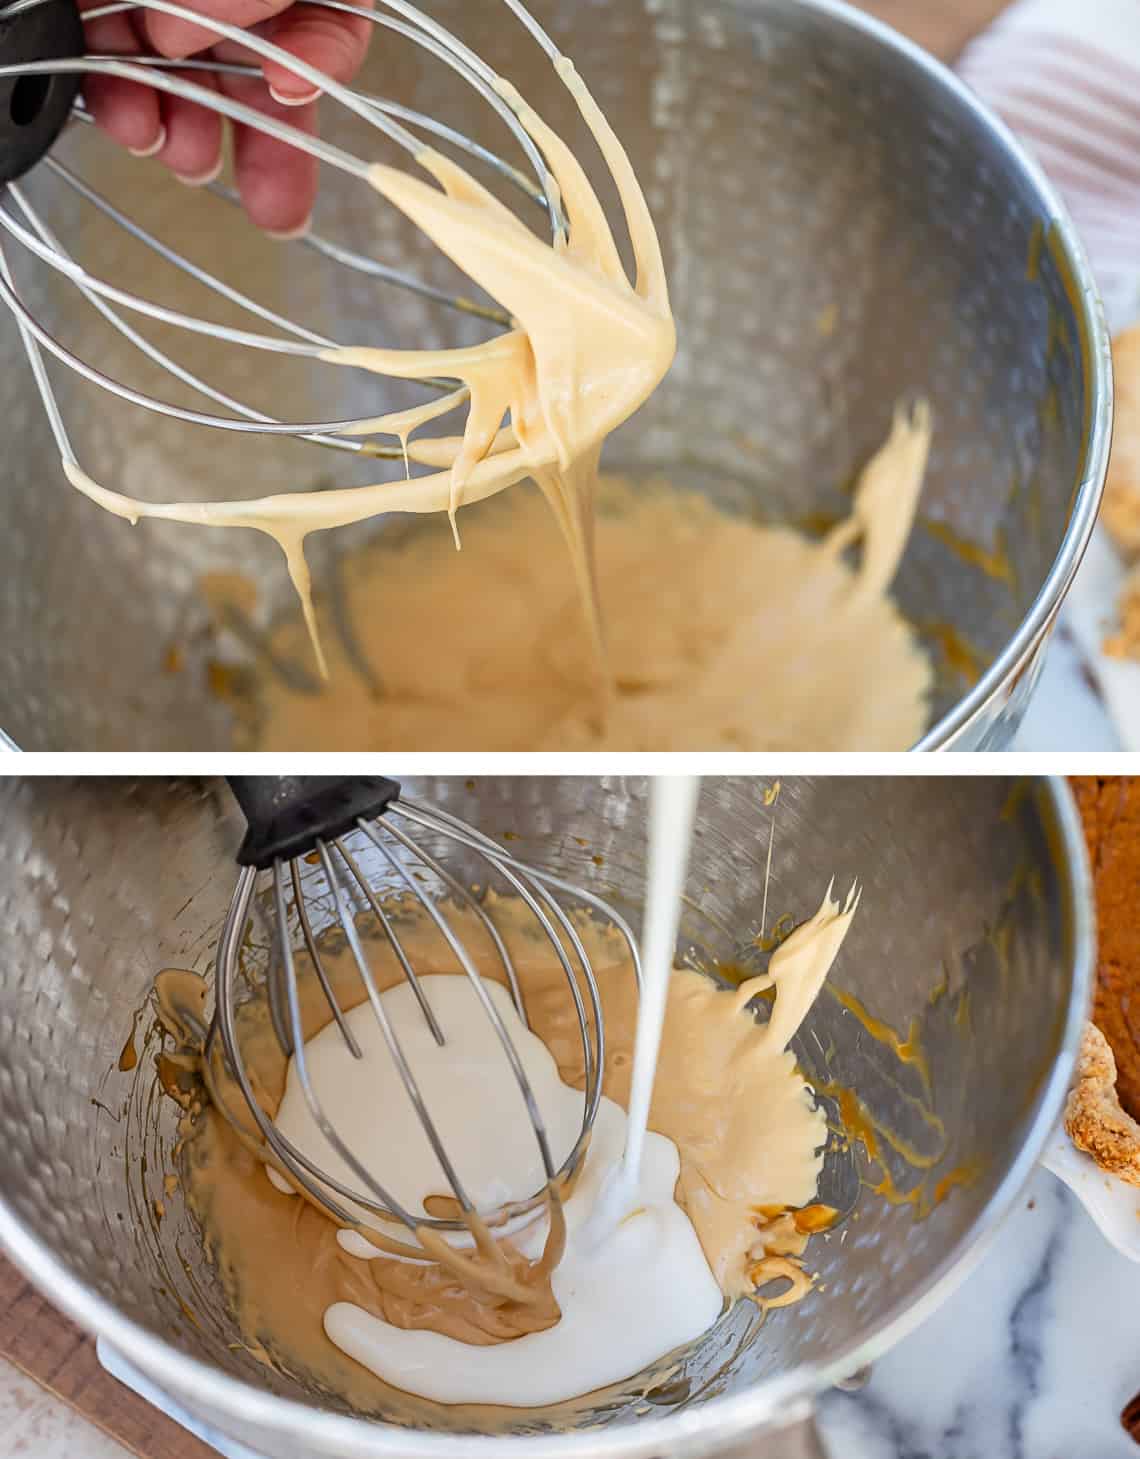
[252,406,933,752]
[159,892,843,1408]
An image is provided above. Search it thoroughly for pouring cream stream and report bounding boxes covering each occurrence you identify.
[585,775,700,1244]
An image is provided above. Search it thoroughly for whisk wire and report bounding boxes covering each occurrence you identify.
[334,835,447,1046]
[290,858,363,1057]
[62,107,509,333]
[213,863,398,1230]
[10,0,566,231]
[403,799,644,979]
[5,178,353,453]
[213,782,629,1262]
[7,154,456,447]
[392,799,611,1154]
[360,814,559,1183]
[0,0,579,474]
[314,837,484,1219]
[0,194,331,355]
[44,154,335,346]
[397,846,530,1024]
[272,856,435,1233]
[265,865,296,1057]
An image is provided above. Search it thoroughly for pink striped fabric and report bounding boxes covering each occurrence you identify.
[958,0,1140,327]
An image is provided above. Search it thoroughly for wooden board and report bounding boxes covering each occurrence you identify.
[0,1254,215,1459]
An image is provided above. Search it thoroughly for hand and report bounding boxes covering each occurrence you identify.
[81,0,373,234]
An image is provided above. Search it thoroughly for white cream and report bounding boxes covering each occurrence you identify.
[586,775,699,1242]
[273,969,724,1406]
[271,976,585,1224]
[325,1099,723,1406]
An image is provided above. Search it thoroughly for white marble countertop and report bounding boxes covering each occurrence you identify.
[1013,616,1122,753]
[6,1160,1140,1459]
[818,1165,1140,1458]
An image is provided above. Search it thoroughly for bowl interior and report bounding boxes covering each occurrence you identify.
[0,776,1085,1454]
[0,0,1100,748]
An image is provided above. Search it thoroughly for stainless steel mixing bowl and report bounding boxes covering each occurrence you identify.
[0,0,1112,750]
[0,776,1091,1457]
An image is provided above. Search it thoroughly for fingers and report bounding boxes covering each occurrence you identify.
[155,69,225,183]
[259,0,373,104]
[85,73,166,154]
[81,0,359,234]
[218,69,318,234]
[142,0,293,60]
[80,0,164,154]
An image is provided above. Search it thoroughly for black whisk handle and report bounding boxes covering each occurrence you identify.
[228,776,402,869]
[0,0,83,185]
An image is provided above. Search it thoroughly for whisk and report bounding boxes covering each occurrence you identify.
[212,776,640,1265]
[0,0,569,476]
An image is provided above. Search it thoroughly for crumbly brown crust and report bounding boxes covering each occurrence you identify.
[1065,1023,1140,1186]
[1101,326,1140,570]
[1069,777,1140,1121]
[1066,778,1140,1181]
[1103,562,1140,660]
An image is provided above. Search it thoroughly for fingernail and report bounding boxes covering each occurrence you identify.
[174,154,224,187]
[266,213,312,241]
[269,83,320,107]
[128,124,167,159]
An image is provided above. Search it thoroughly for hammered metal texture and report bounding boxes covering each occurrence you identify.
[0,777,1081,1455]
[0,0,1095,749]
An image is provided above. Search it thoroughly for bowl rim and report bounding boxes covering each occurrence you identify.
[0,773,1095,1458]
[0,0,1114,758]
[897,13,1115,749]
